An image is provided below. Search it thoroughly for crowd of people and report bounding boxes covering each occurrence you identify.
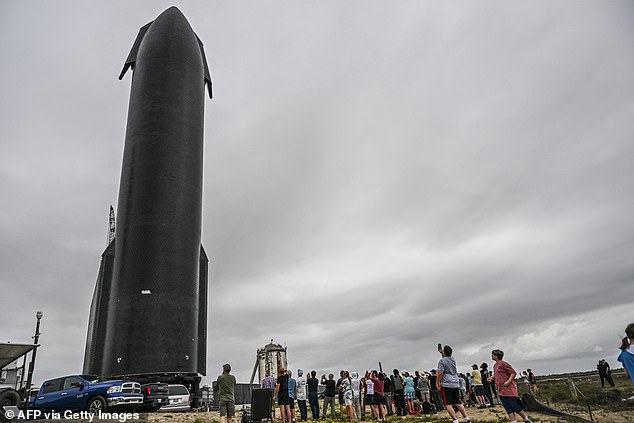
[214,324,634,423]
[259,346,532,423]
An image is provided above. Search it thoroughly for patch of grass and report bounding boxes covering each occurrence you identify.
[516,370,634,415]
[393,415,506,423]
[313,414,507,423]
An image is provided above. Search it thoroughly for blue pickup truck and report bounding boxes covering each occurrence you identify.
[28,374,143,413]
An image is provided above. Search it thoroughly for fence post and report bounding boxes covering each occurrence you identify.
[567,376,578,401]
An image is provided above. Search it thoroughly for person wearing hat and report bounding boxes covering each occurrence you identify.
[296,369,308,421]
[217,363,236,423]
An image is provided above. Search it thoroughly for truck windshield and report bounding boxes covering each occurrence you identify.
[80,375,107,384]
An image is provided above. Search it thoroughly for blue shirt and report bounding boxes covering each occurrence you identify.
[403,377,415,394]
[618,348,634,385]
[288,377,297,399]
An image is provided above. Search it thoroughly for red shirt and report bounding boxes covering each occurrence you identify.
[371,378,384,396]
[493,360,518,397]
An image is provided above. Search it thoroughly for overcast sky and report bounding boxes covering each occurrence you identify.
[1,0,633,387]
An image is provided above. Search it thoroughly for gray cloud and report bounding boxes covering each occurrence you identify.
[1,0,633,386]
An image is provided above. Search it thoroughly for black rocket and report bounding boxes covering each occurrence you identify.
[84,7,211,378]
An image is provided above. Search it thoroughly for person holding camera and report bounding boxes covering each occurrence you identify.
[321,373,337,418]
[436,345,470,423]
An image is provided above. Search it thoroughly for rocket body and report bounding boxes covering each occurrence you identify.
[84,7,211,377]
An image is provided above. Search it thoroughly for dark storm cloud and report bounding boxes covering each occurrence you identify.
[1,0,633,385]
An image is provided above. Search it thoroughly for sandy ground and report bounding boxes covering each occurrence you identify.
[139,404,631,423]
[30,408,630,423]
[29,400,632,423]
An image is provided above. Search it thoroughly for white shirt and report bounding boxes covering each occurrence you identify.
[351,377,361,396]
[365,379,374,395]
[296,375,307,400]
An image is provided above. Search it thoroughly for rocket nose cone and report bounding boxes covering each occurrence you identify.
[155,6,190,26]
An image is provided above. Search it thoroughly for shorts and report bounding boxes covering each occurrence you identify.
[278,395,290,406]
[474,385,485,396]
[364,394,374,405]
[500,396,524,414]
[404,391,415,400]
[289,398,295,409]
[219,400,235,417]
[373,394,385,405]
[440,387,461,406]
[344,396,353,406]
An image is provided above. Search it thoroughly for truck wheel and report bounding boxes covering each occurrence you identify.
[0,390,22,421]
[86,396,107,413]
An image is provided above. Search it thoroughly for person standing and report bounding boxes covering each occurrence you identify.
[429,369,444,411]
[458,373,467,405]
[336,370,345,416]
[351,372,362,420]
[321,373,337,418]
[371,371,388,421]
[363,372,374,419]
[307,370,320,420]
[382,372,393,416]
[341,371,356,420]
[466,373,475,407]
[402,371,416,414]
[261,371,278,419]
[618,323,634,385]
[597,360,615,388]
[262,371,276,390]
[488,349,532,423]
[527,369,538,394]
[436,345,470,423]
[413,371,421,402]
[288,371,297,423]
[418,373,430,403]
[391,368,406,415]
[471,364,487,408]
[217,363,237,423]
[275,367,292,423]
[480,363,495,407]
[296,369,308,421]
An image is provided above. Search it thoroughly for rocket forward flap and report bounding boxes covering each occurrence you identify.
[119,20,213,100]
[197,37,213,99]
[119,22,152,80]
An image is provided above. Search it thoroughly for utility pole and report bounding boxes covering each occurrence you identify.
[24,311,43,396]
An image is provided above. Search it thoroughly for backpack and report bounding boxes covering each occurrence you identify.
[422,401,435,414]
[392,375,403,390]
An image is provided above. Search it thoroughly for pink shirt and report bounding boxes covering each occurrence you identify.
[493,360,518,397]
